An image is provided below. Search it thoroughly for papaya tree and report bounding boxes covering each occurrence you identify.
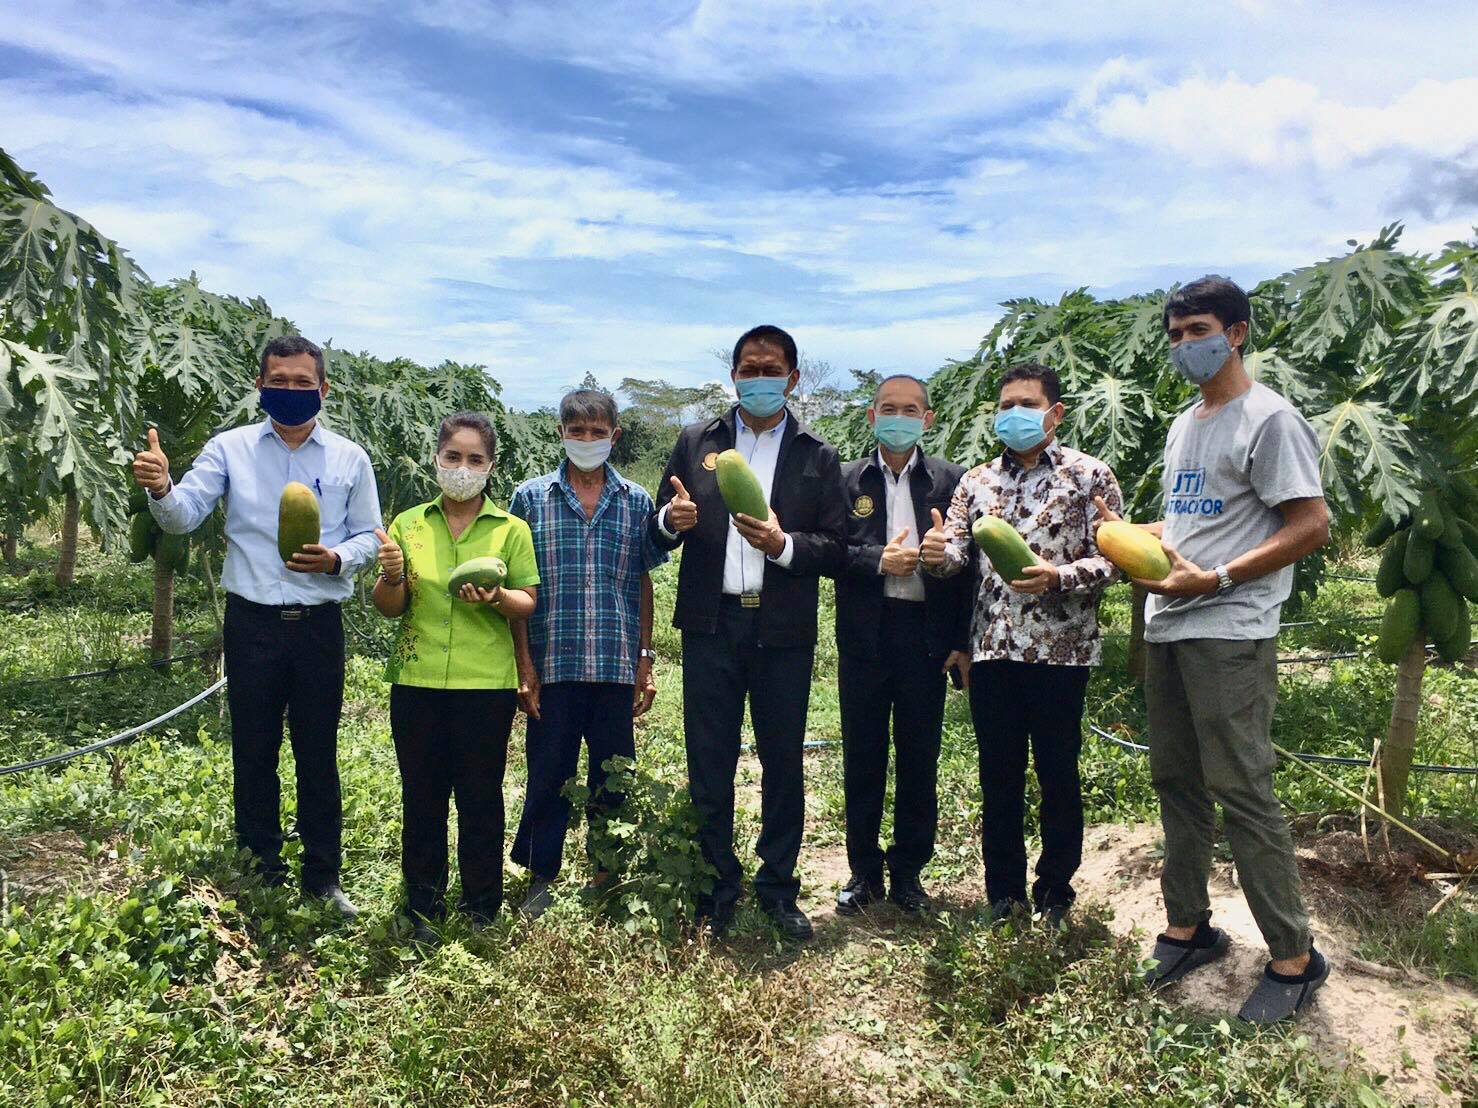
[0,148,141,583]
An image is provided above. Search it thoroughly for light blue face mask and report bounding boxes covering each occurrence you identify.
[1170,332,1233,384]
[873,414,924,453]
[735,375,789,418]
[993,405,1049,452]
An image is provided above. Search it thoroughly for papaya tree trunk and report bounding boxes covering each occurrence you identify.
[1379,637,1426,820]
[55,490,80,587]
[1128,583,1149,683]
[2,523,15,572]
[151,558,175,660]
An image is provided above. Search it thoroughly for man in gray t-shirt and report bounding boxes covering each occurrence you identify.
[1096,276,1331,1024]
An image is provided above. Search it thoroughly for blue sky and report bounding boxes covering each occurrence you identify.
[3,1,1477,407]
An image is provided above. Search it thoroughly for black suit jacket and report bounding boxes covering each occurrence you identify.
[832,450,974,660]
[649,405,847,647]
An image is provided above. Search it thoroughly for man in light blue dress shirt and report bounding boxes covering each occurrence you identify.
[133,335,381,916]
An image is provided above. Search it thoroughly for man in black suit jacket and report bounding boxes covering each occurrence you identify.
[831,374,972,917]
[649,324,847,940]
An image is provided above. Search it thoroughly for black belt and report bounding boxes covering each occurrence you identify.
[227,594,340,620]
[720,593,762,610]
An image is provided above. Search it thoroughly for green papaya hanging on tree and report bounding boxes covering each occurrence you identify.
[1411,492,1445,540]
[1436,543,1478,602]
[1420,572,1462,642]
[1377,588,1422,664]
[1376,530,1408,597]
[1404,533,1436,585]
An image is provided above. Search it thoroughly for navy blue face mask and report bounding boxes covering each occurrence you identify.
[260,386,322,427]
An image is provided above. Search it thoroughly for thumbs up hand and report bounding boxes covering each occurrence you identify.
[667,475,698,533]
[920,507,950,568]
[375,527,404,582]
[880,525,919,576]
[132,427,171,496]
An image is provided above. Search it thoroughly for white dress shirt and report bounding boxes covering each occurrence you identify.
[657,411,796,594]
[148,418,382,606]
[879,448,926,602]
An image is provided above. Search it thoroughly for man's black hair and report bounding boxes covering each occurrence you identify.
[731,325,798,372]
[1162,275,1252,351]
[1000,362,1061,405]
[260,334,326,384]
[872,374,931,409]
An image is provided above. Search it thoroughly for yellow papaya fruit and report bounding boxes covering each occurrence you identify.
[1095,521,1172,581]
[714,449,769,521]
[277,481,321,563]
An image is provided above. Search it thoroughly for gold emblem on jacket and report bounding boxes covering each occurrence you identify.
[702,452,718,471]
[853,495,875,518]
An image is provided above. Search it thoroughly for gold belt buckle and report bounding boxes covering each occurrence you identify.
[739,592,761,609]
[280,607,305,621]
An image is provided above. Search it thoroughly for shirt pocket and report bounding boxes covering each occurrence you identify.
[315,479,352,535]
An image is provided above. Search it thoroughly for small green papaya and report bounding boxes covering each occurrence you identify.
[448,556,508,597]
[1420,572,1462,642]
[1411,492,1445,540]
[1375,531,1407,597]
[155,532,190,575]
[1436,600,1472,663]
[1362,514,1399,548]
[1436,543,1478,602]
[972,516,1040,585]
[1404,534,1436,585]
[1437,501,1466,550]
[128,511,159,563]
[1376,589,1421,664]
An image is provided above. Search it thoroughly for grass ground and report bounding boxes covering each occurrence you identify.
[3,527,1477,1105]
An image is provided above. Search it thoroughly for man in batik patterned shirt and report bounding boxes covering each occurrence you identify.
[922,362,1122,926]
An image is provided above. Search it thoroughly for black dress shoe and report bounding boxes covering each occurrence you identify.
[888,875,930,913]
[697,903,735,940]
[411,920,441,948]
[1037,902,1071,928]
[836,875,884,916]
[760,898,814,941]
[305,885,358,919]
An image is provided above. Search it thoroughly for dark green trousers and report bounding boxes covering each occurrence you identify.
[1145,637,1311,960]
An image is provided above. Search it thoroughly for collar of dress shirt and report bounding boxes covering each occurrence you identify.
[257,416,325,447]
[735,410,788,442]
[427,494,507,522]
[875,446,919,481]
[1000,438,1063,475]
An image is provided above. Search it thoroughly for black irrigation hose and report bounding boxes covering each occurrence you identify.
[0,676,227,776]
[1,642,223,689]
[1087,724,1478,776]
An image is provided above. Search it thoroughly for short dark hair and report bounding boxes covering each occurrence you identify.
[1163,276,1251,351]
[260,334,325,384]
[1000,362,1061,405]
[558,388,619,430]
[436,410,497,461]
[731,325,798,372]
[872,374,931,409]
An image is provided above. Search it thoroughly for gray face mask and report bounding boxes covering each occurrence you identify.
[1169,332,1233,384]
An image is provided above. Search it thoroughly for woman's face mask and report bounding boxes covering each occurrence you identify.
[436,460,491,501]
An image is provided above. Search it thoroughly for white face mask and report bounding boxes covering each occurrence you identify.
[563,437,613,472]
[436,463,489,502]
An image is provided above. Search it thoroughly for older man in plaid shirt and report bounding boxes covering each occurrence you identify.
[509,389,669,916]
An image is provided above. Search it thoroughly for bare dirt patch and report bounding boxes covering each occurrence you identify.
[1076,822,1477,1106]
[0,829,130,904]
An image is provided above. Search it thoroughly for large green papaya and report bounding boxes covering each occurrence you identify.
[128,511,159,563]
[972,515,1039,585]
[1437,600,1472,664]
[1096,521,1172,580]
[1436,542,1478,602]
[448,556,508,597]
[1458,516,1478,554]
[1404,533,1436,586]
[1420,572,1462,642]
[1375,531,1407,597]
[1411,492,1445,540]
[277,481,321,563]
[714,449,769,521]
[129,486,149,515]
[1377,588,1421,664]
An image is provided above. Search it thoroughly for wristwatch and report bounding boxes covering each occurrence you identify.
[1214,564,1236,592]
[639,648,658,661]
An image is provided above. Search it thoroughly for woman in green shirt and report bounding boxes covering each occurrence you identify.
[373,411,540,939]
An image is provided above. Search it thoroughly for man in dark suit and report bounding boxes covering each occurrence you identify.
[650,324,847,940]
[831,374,972,916]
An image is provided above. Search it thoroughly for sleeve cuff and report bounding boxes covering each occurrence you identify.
[656,504,678,540]
[768,533,795,568]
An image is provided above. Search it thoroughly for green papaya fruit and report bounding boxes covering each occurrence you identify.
[155,532,190,575]
[1404,533,1436,585]
[1411,492,1445,540]
[1436,600,1472,664]
[971,515,1040,585]
[128,511,159,563]
[1459,516,1478,554]
[277,482,321,563]
[1377,588,1421,664]
[1436,542,1478,602]
[129,486,149,514]
[1420,572,1462,642]
[1437,501,1466,550]
[1376,531,1407,597]
[714,449,769,521]
[448,556,508,597]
